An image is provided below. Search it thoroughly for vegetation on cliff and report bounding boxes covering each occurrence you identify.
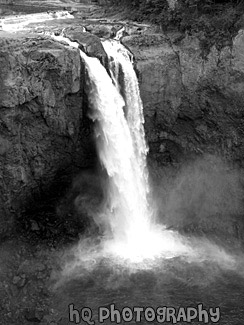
[107,0,244,54]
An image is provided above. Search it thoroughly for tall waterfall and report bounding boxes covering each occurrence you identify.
[54,35,189,263]
[94,40,155,258]
[80,39,187,261]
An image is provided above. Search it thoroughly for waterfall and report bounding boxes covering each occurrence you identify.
[99,40,156,255]
[102,40,150,202]
[53,35,190,263]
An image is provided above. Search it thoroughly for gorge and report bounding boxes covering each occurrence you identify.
[1,3,244,324]
[2,13,244,240]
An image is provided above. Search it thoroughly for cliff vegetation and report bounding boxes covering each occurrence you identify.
[107,0,244,53]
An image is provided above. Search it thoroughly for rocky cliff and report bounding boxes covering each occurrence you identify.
[123,31,244,167]
[2,17,244,237]
[0,33,97,236]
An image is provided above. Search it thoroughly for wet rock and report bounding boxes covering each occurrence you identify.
[64,26,108,65]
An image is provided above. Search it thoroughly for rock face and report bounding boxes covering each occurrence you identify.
[123,31,244,166]
[64,27,108,65]
[2,20,244,237]
[0,34,96,236]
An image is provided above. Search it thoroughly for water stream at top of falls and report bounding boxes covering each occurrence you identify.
[0,11,74,32]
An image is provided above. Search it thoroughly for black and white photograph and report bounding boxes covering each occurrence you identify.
[0,0,244,324]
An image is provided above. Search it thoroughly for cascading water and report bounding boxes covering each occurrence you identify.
[98,41,152,238]
[100,40,177,260]
[53,35,190,264]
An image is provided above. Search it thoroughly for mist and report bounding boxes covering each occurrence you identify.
[151,154,244,246]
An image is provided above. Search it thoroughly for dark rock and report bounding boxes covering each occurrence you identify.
[0,136,10,155]
[31,220,40,231]
[18,260,46,274]
[2,17,244,237]
[84,23,122,38]
[12,275,21,285]
[13,274,26,288]
[24,308,44,323]
[64,27,108,65]
[0,34,96,238]
[125,31,244,166]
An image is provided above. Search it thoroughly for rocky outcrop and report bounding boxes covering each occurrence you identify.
[64,27,108,65]
[123,31,244,166]
[2,16,244,237]
[0,34,96,236]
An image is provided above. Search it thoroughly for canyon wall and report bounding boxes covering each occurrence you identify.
[0,34,97,236]
[2,25,244,237]
[123,31,244,166]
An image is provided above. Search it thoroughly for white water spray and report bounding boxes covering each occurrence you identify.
[47,35,242,278]
[85,39,192,262]
[52,35,191,263]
